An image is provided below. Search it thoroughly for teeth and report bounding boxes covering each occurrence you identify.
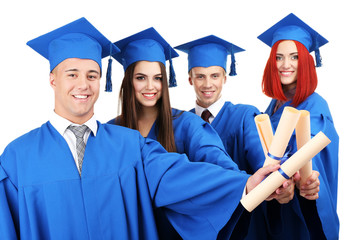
[144,93,155,97]
[203,91,213,96]
[74,95,88,99]
[281,72,292,76]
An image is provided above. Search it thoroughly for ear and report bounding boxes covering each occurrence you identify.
[188,77,193,86]
[49,73,56,90]
[224,75,227,84]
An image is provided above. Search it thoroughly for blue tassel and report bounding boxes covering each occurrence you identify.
[168,58,177,87]
[229,51,237,76]
[315,49,322,67]
[105,58,113,92]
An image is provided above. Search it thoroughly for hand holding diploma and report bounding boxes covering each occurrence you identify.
[241,131,330,212]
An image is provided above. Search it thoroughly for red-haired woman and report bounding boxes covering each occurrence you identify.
[256,13,339,240]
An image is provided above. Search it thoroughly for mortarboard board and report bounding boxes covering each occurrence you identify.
[175,35,245,76]
[113,27,179,87]
[26,17,120,92]
[257,13,328,67]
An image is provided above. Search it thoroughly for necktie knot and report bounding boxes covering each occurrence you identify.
[201,109,212,123]
[68,125,88,139]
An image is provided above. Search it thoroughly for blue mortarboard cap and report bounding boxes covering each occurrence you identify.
[26,17,120,92]
[175,35,245,76]
[113,27,179,87]
[257,13,328,67]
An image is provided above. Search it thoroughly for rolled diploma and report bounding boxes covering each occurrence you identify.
[241,131,331,212]
[254,114,274,157]
[263,107,301,166]
[296,110,312,185]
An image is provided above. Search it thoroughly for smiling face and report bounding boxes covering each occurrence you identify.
[276,40,298,91]
[189,66,226,108]
[50,58,100,124]
[132,61,163,109]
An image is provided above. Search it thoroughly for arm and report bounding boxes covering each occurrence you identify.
[141,137,279,239]
[176,113,239,171]
[0,164,19,239]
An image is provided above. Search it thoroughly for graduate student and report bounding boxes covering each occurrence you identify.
[0,17,279,240]
[175,35,298,239]
[108,27,246,239]
[257,13,339,239]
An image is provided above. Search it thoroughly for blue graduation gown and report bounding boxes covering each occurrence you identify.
[0,121,249,240]
[191,102,268,239]
[260,92,339,240]
[109,108,244,239]
[190,102,265,173]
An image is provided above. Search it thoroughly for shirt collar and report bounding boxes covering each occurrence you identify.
[49,110,98,136]
[195,96,225,118]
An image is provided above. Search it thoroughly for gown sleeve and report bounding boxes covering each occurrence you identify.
[140,137,249,240]
[0,162,19,239]
[175,112,240,171]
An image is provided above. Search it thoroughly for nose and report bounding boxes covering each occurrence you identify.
[77,74,89,90]
[283,57,291,69]
[203,77,211,88]
[146,79,154,89]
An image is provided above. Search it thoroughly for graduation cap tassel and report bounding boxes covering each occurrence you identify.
[229,50,237,76]
[314,35,322,68]
[105,43,113,92]
[168,59,177,87]
[168,46,177,87]
[105,57,113,92]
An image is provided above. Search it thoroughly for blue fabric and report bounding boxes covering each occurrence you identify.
[257,13,328,53]
[175,35,244,73]
[109,109,246,239]
[0,121,249,240]
[260,92,339,239]
[112,27,179,71]
[26,17,120,72]
[191,102,271,239]
[191,102,264,173]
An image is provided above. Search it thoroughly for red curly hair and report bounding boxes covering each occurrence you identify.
[262,40,318,107]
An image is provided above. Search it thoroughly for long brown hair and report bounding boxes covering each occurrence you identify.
[262,40,318,107]
[115,61,176,152]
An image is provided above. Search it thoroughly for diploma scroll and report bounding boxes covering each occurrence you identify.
[296,110,312,185]
[254,114,274,157]
[241,131,331,212]
[263,107,301,166]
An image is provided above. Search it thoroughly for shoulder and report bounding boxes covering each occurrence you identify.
[300,93,332,117]
[173,108,201,123]
[4,123,48,152]
[223,102,260,117]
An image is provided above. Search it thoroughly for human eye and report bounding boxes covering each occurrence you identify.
[276,55,283,61]
[291,55,299,60]
[88,74,99,81]
[67,73,76,78]
[155,76,163,81]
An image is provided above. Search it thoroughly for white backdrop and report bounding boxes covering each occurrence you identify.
[0,0,358,238]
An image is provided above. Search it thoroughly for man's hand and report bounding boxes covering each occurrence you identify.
[246,164,280,194]
[295,170,320,200]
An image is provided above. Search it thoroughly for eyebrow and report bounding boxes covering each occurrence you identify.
[276,52,298,56]
[134,72,162,76]
[65,69,100,75]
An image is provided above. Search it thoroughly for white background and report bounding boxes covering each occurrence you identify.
[0,0,358,238]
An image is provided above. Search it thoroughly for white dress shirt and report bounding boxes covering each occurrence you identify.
[195,97,225,123]
[49,111,98,172]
